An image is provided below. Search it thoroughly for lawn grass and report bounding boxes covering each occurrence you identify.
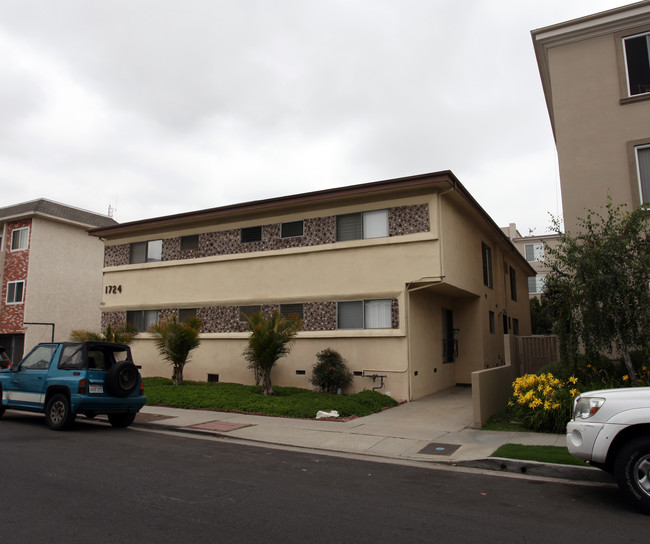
[491,444,588,466]
[482,406,529,432]
[142,377,398,419]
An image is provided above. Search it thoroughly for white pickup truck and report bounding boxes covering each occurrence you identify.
[566,387,650,514]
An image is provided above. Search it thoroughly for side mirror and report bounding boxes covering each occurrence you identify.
[10,364,19,373]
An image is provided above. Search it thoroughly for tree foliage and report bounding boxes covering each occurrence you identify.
[529,297,554,335]
[544,201,650,377]
[310,348,353,394]
[243,310,302,395]
[70,323,139,345]
[150,315,202,385]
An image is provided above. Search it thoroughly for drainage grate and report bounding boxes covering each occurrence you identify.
[418,442,461,455]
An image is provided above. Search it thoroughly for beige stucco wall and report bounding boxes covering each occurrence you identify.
[546,28,650,233]
[99,181,533,401]
[24,217,104,348]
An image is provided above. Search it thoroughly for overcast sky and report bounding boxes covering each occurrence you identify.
[0,0,633,235]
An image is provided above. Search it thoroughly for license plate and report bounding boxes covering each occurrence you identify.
[89,384,103,394]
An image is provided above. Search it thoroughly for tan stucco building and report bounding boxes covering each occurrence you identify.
[0,199,117,362]
[502,223,561,299]
[91,172,533,401]
[532,1,650,233]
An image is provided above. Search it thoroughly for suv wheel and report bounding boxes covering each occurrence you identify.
[614,437,650,515]
[105,362,139,397]
[108,412,136,428]
[45,394,74,430]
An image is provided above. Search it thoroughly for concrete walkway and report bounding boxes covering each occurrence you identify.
[132,386,612,483]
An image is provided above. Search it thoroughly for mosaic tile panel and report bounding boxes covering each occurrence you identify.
[103,205,427,266]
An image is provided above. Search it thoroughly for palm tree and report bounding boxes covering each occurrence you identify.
[150,315,202,385]
[243,310,302,395]
[70,323,139,345]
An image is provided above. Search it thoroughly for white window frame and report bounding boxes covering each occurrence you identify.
[528,275,546,295]
[336,210,388,242]
[130,240,162,263]
[6,280,25,304]
[524,243,544,262]
[337,299,392,330]
[623,31,650,97]
[636,144,650,205]
[11,227,29,251]
[126,310,159,332]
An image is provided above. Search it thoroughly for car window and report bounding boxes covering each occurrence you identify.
[88,351,109,370]
[59,345,85,370]
[20,345,57,370]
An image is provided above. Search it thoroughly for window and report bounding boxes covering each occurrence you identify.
[6,281,24,304]
[239,305,261,321]
[130,240,162,263]
[624,32,650,96]
[178,308,198,322]
[180,235,199,251]
[481,242,493,288]
[524,243,544,262]
[336,210,388,241]
[20,345,57,370]
[126,310,159,332]
[509,266,517,301]
[636,145,650,204]
[513,318,520,336]
[280,303,304,320]
[337,299,392,329]
[489,311,495,334]
[281,221,304,238]
[11,227,29,251]
[241,226,262,243]
[528,274,546,294]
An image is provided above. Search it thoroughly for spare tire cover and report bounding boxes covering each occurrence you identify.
[105,361,139,397]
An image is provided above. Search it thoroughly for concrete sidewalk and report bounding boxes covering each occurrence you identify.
[132,386,613,484]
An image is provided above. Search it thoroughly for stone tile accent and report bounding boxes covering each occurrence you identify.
[104,204,428,266]
[102,298,398,333]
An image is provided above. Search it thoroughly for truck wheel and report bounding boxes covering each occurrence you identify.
[45,394,74,430]
[105,362,139,397]
[108,412,136,428]
[614,437,650,515]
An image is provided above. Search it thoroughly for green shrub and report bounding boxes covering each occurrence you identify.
[309,348,353,394]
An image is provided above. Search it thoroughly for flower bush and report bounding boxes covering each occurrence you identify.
[509,373,576,433]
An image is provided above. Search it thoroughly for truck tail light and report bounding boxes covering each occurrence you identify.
[139,379,144,396]
[78,379,87,394]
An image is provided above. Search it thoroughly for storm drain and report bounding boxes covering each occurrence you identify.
[418,443,461,455]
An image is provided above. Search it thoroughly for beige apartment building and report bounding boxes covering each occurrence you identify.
[532,1,650,233]
[0,199,117,362]
[502,223,561,299]
[90,172,533,401]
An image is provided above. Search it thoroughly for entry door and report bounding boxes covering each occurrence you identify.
[442,308,456,363]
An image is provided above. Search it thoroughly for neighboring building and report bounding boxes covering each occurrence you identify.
[502,224,561,298]
[90,171,534,401]
[0,199,117,362]
[532,1,650,233]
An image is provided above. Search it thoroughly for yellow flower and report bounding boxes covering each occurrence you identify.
[568,376,578,384]
[642,366,647,371]
[570,388,580,397]
[623,375,629,381]
[529,398,542,409]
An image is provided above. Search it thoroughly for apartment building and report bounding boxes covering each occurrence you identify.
[90,172,533,401]
[532,1,650,233]
[502,224,561,299]
[0,199,116,362]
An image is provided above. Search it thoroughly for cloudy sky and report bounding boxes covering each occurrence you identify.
[0,0,633,235]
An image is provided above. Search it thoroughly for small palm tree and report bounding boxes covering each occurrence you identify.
[150,315,202,385]
[243,310,302,395]
[70,323,139,345]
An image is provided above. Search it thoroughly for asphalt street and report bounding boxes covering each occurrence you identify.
[1,415,647,544]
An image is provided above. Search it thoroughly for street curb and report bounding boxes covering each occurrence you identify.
[454,457,616,483]
[131,420,615,484]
